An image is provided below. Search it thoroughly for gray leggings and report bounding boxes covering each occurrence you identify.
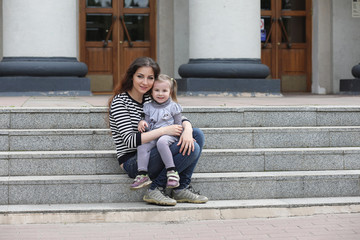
[137,135,178,172]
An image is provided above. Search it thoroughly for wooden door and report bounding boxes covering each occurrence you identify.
[79,0,156,93]
[261,0,312,92]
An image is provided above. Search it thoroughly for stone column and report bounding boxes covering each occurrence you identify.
[0,0,90,96]
[340,63,360,93]
[178,0,280,96]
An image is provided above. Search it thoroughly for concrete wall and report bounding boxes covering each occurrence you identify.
[332,0,360,93]
[174,0,189,78]
[312,0,332,94]
[0,0,3,60]
[157,0,175,78]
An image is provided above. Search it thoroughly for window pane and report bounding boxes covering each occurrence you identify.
[282,0,305,10]
[86,0,112,8]
[261,0,271,10]
[86,14,113,41]
[124,0,149,8]
[261,16,272,42]
[124,14,149,41]
[281,16,306,43]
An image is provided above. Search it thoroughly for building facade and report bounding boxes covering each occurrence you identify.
[0,0,359,96]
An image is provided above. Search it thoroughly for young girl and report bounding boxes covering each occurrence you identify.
[130,74,182,190]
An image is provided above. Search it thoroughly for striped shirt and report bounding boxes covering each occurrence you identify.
[109,92,151,164]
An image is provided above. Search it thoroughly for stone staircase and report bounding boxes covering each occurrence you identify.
[1,106,360,223]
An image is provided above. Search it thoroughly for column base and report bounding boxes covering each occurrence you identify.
[0,57,91,96]
[178,58,280,95]
[178,59,281,96]
[0,76,91,96]
[177,78,281,96]
[340,78,360,95]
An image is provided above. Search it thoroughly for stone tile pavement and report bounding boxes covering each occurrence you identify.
[0,213,359,240]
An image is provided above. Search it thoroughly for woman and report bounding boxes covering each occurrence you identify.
[108,57,208,206]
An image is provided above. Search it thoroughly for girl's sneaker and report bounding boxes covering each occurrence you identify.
[166,170,180,188]
[130,174,152,190]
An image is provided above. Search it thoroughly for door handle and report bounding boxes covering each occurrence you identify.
[119,15,133,47]
[278,17,292,48]
[262,18,275,48]
[103,15,116,47]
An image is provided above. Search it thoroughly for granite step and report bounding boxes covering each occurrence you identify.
[1,147,360,176]
[1,170,359,205]
[2,106,360,129]
[1,196,360,224]
[2,126,360,151]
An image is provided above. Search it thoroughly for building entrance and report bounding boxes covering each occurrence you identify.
[79,0,156,93]
[261,0,312,92]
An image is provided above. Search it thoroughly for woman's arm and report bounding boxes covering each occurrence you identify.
[141,125,183,144]
[178,120,195,155]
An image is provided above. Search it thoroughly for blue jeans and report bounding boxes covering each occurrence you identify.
[123,128,205,190]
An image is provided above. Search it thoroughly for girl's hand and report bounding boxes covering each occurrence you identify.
[178,127,195,156]
[138,120,148,133]
[163,125,183,136]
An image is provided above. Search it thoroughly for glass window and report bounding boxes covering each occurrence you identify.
[261,0,271,10]
[282,0,305,10]
[86,0,112,8]
[123,14,149,41]
[261,16,272,42]
[86,14,113,41]
[124,0,149,8]
[281,16,306,43]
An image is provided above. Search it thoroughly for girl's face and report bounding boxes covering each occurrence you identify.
[132,66,155,96]
[152,80,171,104]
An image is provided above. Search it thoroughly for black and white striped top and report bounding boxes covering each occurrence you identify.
[109,92,151,164]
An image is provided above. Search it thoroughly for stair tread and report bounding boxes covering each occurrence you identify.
[2,196,360,214]
[2,170,360,182]
[2,146,360,155]
[0,125,360,130]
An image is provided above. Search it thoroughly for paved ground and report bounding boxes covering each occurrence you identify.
[0,213,359,240]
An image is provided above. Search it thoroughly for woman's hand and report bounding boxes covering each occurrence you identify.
[178,122,195,156]
[163,125,183,136]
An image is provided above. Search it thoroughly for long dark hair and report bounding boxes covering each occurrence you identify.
[108,57,160,109]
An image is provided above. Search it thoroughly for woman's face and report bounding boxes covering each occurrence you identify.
[131,66,155,95]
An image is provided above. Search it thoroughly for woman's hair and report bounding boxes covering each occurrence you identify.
[156,74,178,103]
[108,57,160,109]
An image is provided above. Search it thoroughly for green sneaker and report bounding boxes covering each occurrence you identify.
[172,186,208,203]
[143,187,177,206]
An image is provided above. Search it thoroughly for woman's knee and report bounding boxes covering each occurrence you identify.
[193,128,205,149]
[185,141,201,163]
